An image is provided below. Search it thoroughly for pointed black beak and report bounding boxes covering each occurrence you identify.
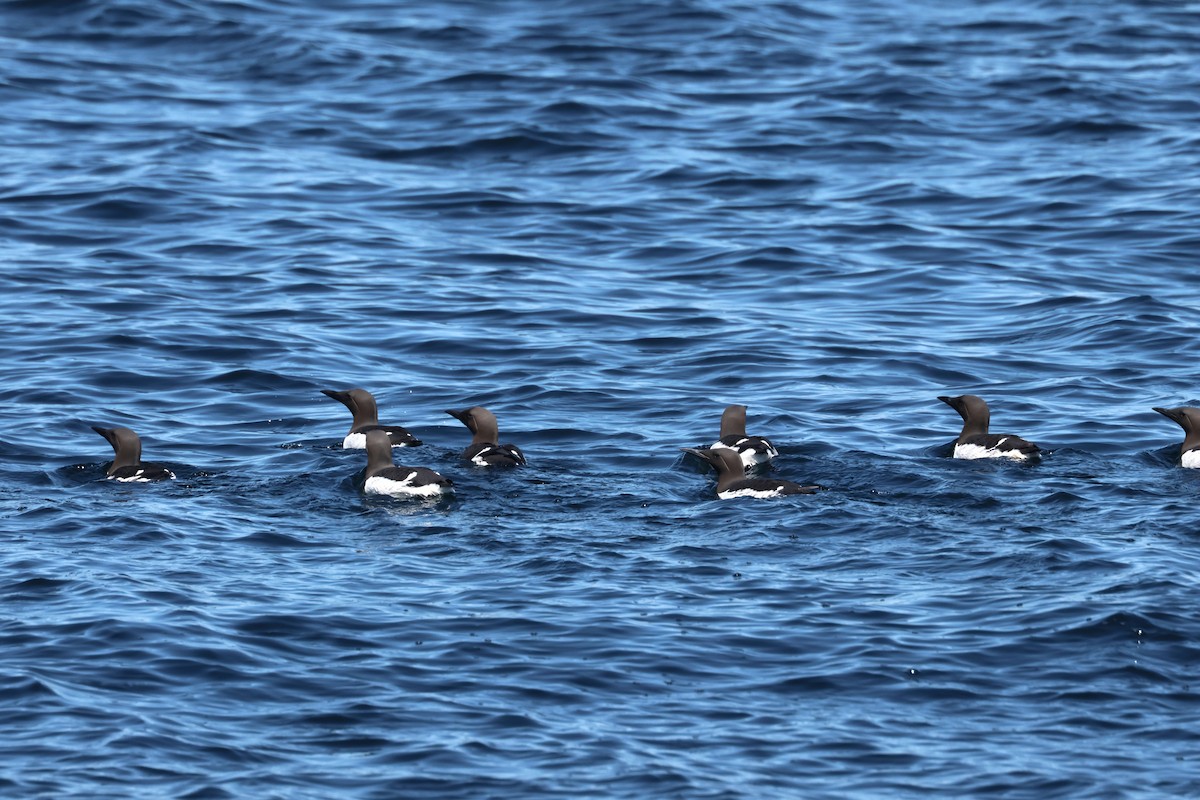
[680,447,718,467]
[937,395,967,416]
[1153,407,1186,426]
[445,408,474,432]
[322,389,354,410]
[92,426,117,449]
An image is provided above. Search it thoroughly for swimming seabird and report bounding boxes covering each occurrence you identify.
[710,404,779,471]
[322,388,421,449]
[1152,406,1200,468]
[445,406,526,467]
[92,426,175,482]
[362,429,453,497]
[682,447,817,499]
[938,394,1040,460]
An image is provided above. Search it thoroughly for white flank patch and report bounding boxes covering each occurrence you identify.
[953,442,1028,461]
[365,475,448,497]
[740,448,775,468]
[1182,449,1200,468]
[718,486,784,500]
[711,439,775,468]
[470,445,522,466]
[112,469,175,482]
[343,433,410,449]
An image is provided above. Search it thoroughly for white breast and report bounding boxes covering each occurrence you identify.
[717,486,784,500]
[364,474,448,498]
[344,432,409,449]
[1182,449,1200,469]
[953,441,1029,461]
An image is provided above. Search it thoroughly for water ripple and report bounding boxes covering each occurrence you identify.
[2,0,1200,797]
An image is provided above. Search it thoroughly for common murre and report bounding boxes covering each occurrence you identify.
[322,388,421,449]
[938,394,1040,460]
[710,404,779,471]
[92,426,175,482]
[1152,406,1200,468]
[445,406,526,467]
[362,429,453,497]
[682,447,817,499]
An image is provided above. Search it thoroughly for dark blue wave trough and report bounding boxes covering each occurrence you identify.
[2,1,1200,797]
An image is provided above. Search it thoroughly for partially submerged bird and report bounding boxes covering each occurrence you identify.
[362,429,453,497]
[445,406,526,467]
[682,447,817,499]
[938,394,1040,461]
[92,426,175,482]
[1152,406,1200,468]
[710,404,779,471]
[322,388,421,449]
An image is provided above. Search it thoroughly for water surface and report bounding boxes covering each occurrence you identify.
[3,1,1200,797]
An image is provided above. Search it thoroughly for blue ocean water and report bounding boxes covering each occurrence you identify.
[3,0,1200,796]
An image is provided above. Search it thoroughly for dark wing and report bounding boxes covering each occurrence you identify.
[465,443,526,467]
[357,424,422,447]
[377,466,452,487]
[776,480,819,495]
[499,443,527,465]
[740,435,778,459]
[961,433,1040,457]
[110,464,175,482]
[718,434,778,458]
